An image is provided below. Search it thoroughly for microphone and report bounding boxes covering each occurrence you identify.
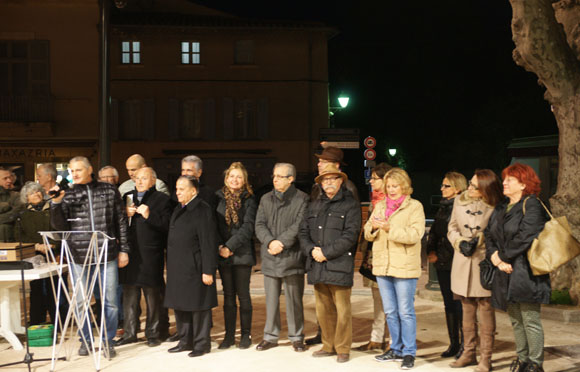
[48,178,70,197]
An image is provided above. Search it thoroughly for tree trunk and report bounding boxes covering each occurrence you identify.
[510,0,580,304]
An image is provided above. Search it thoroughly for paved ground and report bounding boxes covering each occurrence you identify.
[1,270,579,372]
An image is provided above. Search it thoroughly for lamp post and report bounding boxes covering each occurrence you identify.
[329,94,349,128]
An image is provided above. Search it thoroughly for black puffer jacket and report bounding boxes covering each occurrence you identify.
[299,186,361,287]
[426,197,455,271]
[485,195,550,311]
[51,180,129,263]
[215,189,257,267]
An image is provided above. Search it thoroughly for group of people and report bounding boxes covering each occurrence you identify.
[427,165,550,372]
[0,148,551,372]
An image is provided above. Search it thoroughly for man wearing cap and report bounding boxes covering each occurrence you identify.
[312,146,359,203]
[299,165,361,363]
[305,146,360,346]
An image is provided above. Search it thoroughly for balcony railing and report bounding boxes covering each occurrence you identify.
[0,95,53,122]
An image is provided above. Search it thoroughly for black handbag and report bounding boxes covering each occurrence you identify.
[358,242,377,282]
[479,258,496,290]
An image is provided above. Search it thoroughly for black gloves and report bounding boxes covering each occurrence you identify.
[459,237,479,257]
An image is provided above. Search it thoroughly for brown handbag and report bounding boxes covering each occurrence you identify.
[524,198,580,276]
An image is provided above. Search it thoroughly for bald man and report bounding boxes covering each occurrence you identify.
[118,154,169,197]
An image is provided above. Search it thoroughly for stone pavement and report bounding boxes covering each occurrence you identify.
[1,269,579,372]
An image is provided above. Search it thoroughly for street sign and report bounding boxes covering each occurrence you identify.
[364,136,377,149]
[364,149,376,161]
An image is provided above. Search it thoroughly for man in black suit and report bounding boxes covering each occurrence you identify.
[116,167,172,347]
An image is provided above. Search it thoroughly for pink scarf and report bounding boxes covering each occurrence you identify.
[385,195,406,219]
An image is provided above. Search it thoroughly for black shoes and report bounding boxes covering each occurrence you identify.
[401,355,415,370]
[524,362,544,372]
[292,341,306,352]
[218,336,235,349]
[78,343,89,356]
[115,336,138,346]
[147,338,161,347]
[106,344,117,359]
[239,334,251,349]
[375,349,403,362]
[441,343,461,358]
[510,358,530,372]
[168,343,193,353]
[188,346,211,358]
[165,333,181,343]
[305,334,322,346]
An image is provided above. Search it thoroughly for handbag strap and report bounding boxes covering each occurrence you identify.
[522,196,553,220]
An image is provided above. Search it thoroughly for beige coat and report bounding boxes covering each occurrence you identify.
[364,196,425,279]
[447,191,494,297]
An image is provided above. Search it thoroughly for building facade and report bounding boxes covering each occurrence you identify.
[0,0,333,191]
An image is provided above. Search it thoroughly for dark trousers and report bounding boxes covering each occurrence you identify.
[29,278,56,325]
[436,269,463,316]
[174,309,212,351]
[123,284,161,339]
[218,265,252,336]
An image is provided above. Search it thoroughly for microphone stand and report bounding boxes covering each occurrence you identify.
[0,213,65,370]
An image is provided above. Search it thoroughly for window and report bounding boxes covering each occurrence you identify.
[110,98,155,140]
[181,42,200,64]
[0,40,50,96]
[0,40,51,121]
[167,98,216,140]
[234,40,254,65]
[121,41,141,64]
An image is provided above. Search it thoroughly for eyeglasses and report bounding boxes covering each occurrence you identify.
[272,175,291,180]
[441,184,452,189]
[321,176,341,183]
[468,180,479,190]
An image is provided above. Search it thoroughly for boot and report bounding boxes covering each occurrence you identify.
[218,305,236,349]
[455,325,464,359]
[441,312,461,358]
[450,300,477,368]
[238,305,252,349]
[476,299,495,372]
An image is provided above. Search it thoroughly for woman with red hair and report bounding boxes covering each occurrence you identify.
[484,163,550,372]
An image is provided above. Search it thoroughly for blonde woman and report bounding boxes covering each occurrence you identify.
[364,168,425,370]
[448,169,503,372]
[215,162,257,350]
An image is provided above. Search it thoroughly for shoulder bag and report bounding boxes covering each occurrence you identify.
[524,198,580,276]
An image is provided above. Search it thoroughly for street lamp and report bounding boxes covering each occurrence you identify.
[388,148,397,156]
[338,95,349,109]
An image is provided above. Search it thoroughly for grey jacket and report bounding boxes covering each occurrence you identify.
[255,184,309,278]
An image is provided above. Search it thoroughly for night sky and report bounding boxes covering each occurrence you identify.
[194,0,558,173]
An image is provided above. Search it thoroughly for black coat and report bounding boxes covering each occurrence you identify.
[485,195,551,311]
[164,197,218,312]
[426,197,455,271]
[122,187,172,287]
[215,189,257,267]
[299,186,361,287]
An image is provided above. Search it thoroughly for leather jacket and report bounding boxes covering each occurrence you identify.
[51,179,129,263]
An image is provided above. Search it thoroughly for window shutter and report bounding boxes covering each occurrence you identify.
[257,98,268,140]
[168,98,180,140]
[223,97,234,140]
[142,98,155,140]
[204,98,216,140]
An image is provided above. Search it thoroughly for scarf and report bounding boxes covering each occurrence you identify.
[371,190,386,207]
[385,195,406,219]
[223,186,243,227]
